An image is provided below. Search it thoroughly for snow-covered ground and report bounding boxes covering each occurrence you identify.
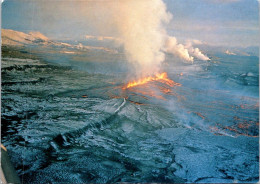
[1,31,259,183]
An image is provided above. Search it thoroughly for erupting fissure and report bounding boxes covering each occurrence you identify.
[123,72,181,89]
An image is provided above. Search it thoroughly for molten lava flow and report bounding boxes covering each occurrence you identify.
[123,72,181,89]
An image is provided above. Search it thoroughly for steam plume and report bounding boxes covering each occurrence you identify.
[185,40,210,61]
[106,0,209,76]
[164,37,210,62]
[107,0,172,76]
[34,0,210,75]
[164,36,194,62]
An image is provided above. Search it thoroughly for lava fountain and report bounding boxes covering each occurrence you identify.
[123,72,181,89]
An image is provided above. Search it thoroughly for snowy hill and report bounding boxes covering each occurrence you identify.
[1,29,50,46]
[1,29,117,53]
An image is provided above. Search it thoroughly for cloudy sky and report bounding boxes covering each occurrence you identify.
[2,0,259,47]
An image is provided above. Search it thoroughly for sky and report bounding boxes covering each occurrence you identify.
[1,0,259,47]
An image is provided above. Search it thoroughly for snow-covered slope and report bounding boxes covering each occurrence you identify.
[1,29,50,46]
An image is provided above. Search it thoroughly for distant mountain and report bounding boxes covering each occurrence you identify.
[1,29,50,46]
[1,29,117,53]
[192,42,259,57]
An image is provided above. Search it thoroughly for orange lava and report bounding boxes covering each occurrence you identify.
[210,121,259,138]
[123,72,181,89]
[194,112,206,119]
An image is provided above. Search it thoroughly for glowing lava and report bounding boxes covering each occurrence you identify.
[123,72,181,89]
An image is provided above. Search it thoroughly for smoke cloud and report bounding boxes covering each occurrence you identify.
[185,40,210,61]
[164,36,194,62]
[105,0,172,76]
[104,1,209,75]
[164,37,210,62]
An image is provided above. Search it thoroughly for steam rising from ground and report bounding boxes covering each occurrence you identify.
[185,40,210,61]
[164,36,194,62]
[164,37,210,63]
[104,0,209,75]
[107,0,172,76]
